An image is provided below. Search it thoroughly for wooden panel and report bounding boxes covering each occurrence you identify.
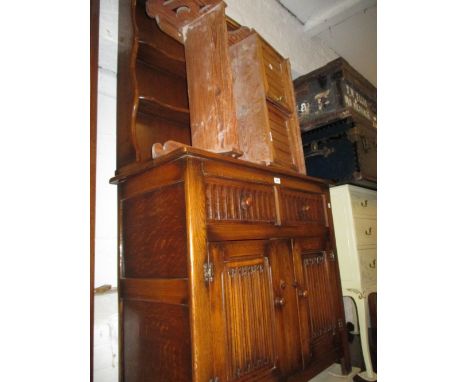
[229,33,272,166]
[268,104,295,169]
[184,158,214,382]
[120,160,184,199]
[280,189,327,226]
[120,278,188,305]
[302,251,338,339]
[150,1,240,154]
[136,60,189,109]
[123,300,192,382]
[207,222,328,242]
[209,241,279,381]
[205,177,277,224]
[268,240,303,375]
[283,59,307,174]
[134,112,191,162]
[261,42,288,109]
[122,182,187,278]
[134,0,185,62]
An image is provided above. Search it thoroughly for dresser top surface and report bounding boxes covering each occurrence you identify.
[111,146,333,186]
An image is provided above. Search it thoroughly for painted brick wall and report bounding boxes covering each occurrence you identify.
[224,0,338,77]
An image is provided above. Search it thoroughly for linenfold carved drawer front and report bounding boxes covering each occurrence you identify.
[205,177,277,223]
[280,188,327,225]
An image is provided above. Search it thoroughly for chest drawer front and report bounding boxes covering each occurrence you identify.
[268,104,295,169]
[357,248,377,288]
[354,218,377,248]
[205,178,277,223]
[280,188,327,226]
[261,43,289,109]
[349,188,376,218]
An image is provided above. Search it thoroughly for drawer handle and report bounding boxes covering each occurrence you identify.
[365,227,372,236]
[298,289,308,298]
[241,194,253,210]
[301,205,310,212]
[274,297,285,307]
[361,200,368,207]
[276,95,284,102]
[369,259,376,269]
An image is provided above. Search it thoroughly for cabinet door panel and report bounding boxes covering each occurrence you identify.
[209,241,279,382]
[293,239,345,366]
[268,240,303,375]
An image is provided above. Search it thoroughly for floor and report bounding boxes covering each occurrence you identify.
[308,363,361,382]
[309,326,377,382]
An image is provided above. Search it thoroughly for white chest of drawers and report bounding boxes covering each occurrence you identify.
[330,184,377,381]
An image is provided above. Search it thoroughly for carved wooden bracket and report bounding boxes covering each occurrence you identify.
[227,26,255,46]
[146,0,222,43]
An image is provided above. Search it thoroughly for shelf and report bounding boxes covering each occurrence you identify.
[138,96,190,125]
[137,40,186,78]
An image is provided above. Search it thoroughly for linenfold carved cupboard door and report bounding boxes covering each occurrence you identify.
[208,240,280,381]
[292,238,346,365]
[267,240,303,375]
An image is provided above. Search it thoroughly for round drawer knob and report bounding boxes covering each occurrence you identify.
[298,290,308,298]
[241,194,253,210]
[274,297,285,307]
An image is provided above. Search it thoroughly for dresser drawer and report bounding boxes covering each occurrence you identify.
[280,188,327,226]
[261,42,289,109]
[358,248,377,288]
[349,189,376,218]
[354,218,377,248]
[268,103,295,169]
[205,177,277,224]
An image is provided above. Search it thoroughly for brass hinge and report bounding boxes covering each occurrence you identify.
[204,261,214,283]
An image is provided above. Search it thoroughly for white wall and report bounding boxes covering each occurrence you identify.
[316,4,377,86]
[96,0,118,289]
[224,0,338,77]
[95,1,119,380]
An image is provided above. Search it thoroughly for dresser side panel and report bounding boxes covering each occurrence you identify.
[330,186,361,289]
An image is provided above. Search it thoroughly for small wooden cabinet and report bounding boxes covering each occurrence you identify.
[229,32,305,173]
[112,148,350,381]
[330,184,377,381]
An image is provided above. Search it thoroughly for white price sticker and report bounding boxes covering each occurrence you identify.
[274,177,281,184]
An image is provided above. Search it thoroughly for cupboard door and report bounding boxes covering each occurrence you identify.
[292,238,345,365]
[209,241,280,382]
[268,240,303,375]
